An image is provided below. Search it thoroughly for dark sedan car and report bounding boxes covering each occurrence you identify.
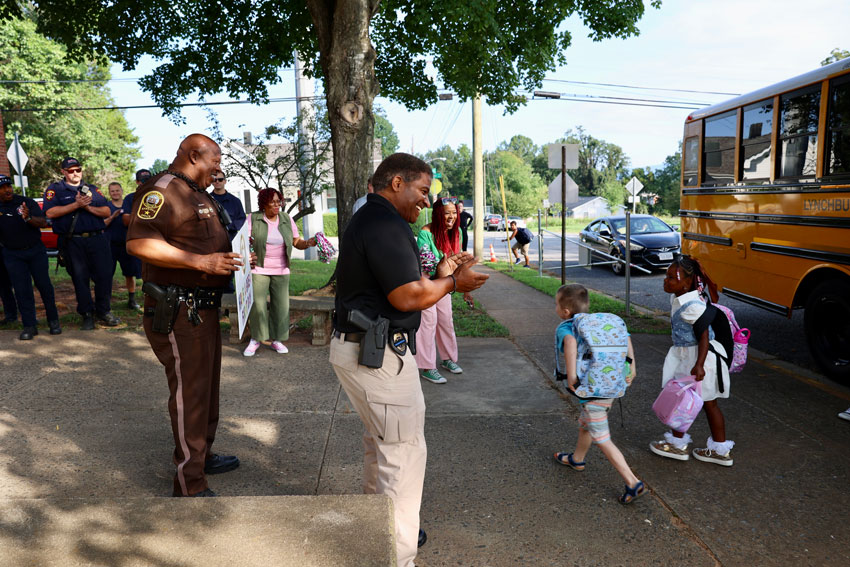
[579,214,680,275]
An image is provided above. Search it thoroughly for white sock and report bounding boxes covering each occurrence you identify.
[706,436,735,456]
[664,431,691,449]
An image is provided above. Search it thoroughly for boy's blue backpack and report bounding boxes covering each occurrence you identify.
[572,313,630,399]
[515,227,533,244]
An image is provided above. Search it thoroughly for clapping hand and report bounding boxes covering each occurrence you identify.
[75,192,92,208]
[19,201,29,219]
[435,252,474,278]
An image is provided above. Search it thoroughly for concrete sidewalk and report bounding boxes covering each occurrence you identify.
[0,265,848,565]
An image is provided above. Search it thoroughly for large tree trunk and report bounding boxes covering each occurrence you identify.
[307,0,381,236]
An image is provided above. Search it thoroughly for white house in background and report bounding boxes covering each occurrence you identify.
[567,196,626,218]
[218,134,382,215]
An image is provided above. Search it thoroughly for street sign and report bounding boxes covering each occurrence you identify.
[625,176,644,196]
[547,144,579,169]
[7,135,28,173]
[542,199,550,209]
[547,172,578,204]
[13,175,28,189]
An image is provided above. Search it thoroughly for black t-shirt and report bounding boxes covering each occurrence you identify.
[105,201,127,242]
[334,193,422,332]
[459,210,473,232]
[0,194,45,250]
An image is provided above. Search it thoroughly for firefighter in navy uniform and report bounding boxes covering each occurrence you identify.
[127,134,243,497]
[42,157,120,330]
[331,153,488,566]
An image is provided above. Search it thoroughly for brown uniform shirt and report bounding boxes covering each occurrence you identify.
[126,172,231,289]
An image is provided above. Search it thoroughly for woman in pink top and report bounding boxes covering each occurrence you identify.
[243,188,317,356]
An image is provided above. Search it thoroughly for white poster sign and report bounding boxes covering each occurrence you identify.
[231,221,254,339]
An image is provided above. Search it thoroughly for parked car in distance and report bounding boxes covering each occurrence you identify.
[485,214,502,231]
[497,215,526,231]
[579,214,680,275]
[34,198,59,256]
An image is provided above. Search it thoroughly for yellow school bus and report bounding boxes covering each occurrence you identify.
[680,58,850,380]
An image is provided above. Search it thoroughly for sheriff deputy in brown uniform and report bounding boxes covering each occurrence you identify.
[332,153,488,566]
[127,134,243,497]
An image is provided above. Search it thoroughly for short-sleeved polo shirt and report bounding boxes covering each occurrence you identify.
[42,180,108,234]
[126,172,231,289]
[0,194,45,249]
[334,193,423,332]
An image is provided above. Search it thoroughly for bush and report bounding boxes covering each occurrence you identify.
[323,213,338,237]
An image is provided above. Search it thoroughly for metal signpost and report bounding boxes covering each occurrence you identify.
[7,132,29,196]
[547,144,578,284]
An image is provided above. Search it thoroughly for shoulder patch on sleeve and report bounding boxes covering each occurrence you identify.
[137,191,165,220]
[45,189,55,201]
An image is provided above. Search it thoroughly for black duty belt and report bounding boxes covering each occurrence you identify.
[333,330,365,343]
[70,230,104,238]
[143,286,223,316]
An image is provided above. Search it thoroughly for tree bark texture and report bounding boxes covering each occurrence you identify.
[307,0,381,235]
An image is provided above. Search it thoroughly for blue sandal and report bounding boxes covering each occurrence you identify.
[619,481,646,505]
[554,452,585,471]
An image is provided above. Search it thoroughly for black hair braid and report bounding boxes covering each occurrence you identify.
[673,254,718,302]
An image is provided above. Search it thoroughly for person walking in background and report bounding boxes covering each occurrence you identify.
[503,220,532,267]
[552,284,643,504]
[331,153,488,566]
[414,195,471,384]
[457,200,472,252]
[127,134,243,497]
[650,255,735,466]
[209,173,246,240]
[104,181,142,310]
[0,174,61,339]
[42,157,120,330]
[242,187,317,357]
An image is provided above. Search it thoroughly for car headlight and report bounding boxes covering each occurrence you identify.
[627,241,644,251]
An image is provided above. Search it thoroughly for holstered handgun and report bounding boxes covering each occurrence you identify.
[347,309,389,369]
[143,281,179,334]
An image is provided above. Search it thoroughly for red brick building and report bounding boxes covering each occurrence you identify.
[0,112,10,177]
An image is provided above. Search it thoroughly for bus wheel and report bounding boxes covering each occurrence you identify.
[805,279,850,383]
[610,248,625,276]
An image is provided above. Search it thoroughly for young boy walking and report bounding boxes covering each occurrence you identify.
[552,284,645,504]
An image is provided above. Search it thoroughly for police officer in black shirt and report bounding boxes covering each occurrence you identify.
[0,174,61,339]
[43,157,120,330]
[331,153,488,566]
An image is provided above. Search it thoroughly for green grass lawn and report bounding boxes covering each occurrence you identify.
[485,262,669,334]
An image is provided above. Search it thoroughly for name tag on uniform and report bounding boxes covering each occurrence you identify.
[196,204,214,218]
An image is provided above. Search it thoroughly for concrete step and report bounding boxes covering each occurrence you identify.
[0,495,395,566]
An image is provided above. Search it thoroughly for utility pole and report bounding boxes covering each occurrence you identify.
[295,55,319,260]
[472,95,484,259]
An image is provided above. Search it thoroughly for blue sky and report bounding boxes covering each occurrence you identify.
[110,0,850,172]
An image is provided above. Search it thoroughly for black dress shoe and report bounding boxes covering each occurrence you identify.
[48,320,62,335]
[19,327,38,340]
[173,488,217,497]
[418,529,427,548]
[204,454,240,475]
[128,298,140,310]
[81,314,95,331]
[97,312,121,327]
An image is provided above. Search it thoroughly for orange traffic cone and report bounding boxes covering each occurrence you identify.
[489,243,497,262]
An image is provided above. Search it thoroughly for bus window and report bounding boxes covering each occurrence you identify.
[683,136,699,186]
[703,110,736,186]
[741,100,773,181]
[778,85,820,179]
[826,74,850,176]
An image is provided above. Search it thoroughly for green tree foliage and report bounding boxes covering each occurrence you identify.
[0,17,139,193]
[422,144,472,200]
[150,159,169,174]
[486,150,546,218]
[374,106,399,158]
[21,0,659,234]
[599,178,627,212]
[650,148,682,215]
[822,48,850,66]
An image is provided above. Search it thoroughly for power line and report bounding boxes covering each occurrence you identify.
[542,78,740,97]
[1,95,321,113]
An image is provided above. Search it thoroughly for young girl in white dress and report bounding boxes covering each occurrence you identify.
[650,255,735,466]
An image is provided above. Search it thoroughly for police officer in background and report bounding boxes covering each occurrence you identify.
[104,181,142,310]
[121,169,153,229]
[331,153,488,566]
[208,173,246,240]
[0,174,61,339]
[127,134,243,497]
[42,157,120,330]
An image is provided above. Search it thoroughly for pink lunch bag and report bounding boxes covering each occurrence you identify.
[652,376,703,433]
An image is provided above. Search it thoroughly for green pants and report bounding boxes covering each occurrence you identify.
[248,273,290,342]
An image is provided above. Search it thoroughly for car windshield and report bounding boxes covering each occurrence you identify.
[610,217,671,235]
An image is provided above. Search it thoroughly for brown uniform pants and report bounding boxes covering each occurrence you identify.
[330,335,427,567]
[144,303,222,496]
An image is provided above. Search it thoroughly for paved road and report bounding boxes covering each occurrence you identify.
[477,229,820,378]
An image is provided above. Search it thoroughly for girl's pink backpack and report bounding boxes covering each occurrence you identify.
[715,303,750,373]
[652,376,703,432]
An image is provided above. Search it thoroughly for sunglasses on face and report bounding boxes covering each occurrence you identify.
[212,177,225,182]
[65,168,82,174]
[439,196,458,205]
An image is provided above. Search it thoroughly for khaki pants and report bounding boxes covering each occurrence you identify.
[330,336,427,567]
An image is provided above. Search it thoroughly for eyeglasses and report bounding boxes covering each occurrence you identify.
[212,177,225,182]
[439,196,458,205]
[65,167,82,174]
